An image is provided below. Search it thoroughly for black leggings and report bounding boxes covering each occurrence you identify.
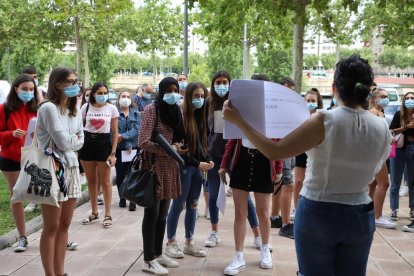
[142,198,171,261]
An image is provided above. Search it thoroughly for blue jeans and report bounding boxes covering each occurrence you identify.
[295,197,375,276]
[247,195,259,228]
[208,157,222,224]
[390,144,414,211]
[167,166,203,240]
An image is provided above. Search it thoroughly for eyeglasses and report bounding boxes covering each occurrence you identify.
[379,95,388,99]
[64,79,79,86]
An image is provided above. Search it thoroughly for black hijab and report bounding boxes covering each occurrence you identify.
[155,77,185,143]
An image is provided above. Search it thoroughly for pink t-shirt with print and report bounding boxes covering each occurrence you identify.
[81,103,119,133]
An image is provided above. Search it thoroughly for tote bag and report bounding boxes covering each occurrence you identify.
[120,151,156,208]
[11,132,63,207]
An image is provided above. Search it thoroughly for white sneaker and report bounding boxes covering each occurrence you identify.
[253,237,273,252]
[400,185,409,197]
[204,206,210,219]
[142,260,169,275]
[156,254,179,268]
[290,209,296,221]
[226,189,233,197]
[184,242,207,257]
[224,254,246,275]
[375,216,397,229]
[14,236,28,252]
[164,241,184,259]
[205,231,220,247]
[24,202,37,213]
[97,194,104,205]
[66,241,79,250]
[260,245,272,269]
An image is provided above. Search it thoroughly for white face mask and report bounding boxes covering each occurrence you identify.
[119,98,131,108]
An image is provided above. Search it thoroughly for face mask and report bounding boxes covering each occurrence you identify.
[119,98,131,108]
[192,98,204,109]
[333,98,337,105]
[85,95,90,102]
[64,84,80,98]
[214,84,229,97]
[143,93,152,100]
[179,81,187,91]
[306,102,318,110]
[34,79,39,86]
[405,99,414,109]
[379,98,389,107]
[96,94,108,104]
[18,91,34,103]
[163,93,180,105]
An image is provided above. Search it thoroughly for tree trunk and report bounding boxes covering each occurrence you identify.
[83,40,90,87]
[75,15,82,81]
[335,41,341,63]
[292,10,306,93]
[152,52,156,84]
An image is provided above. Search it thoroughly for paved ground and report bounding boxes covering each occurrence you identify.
[0,186,413,276]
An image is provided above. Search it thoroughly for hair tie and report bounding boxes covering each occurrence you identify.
[355,82,363,89]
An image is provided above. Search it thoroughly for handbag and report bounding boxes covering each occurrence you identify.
[120,151,156,208]
[394,133,404,148]
[11,127,65,207]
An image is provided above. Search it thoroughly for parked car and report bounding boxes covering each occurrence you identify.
[384,101,401,126]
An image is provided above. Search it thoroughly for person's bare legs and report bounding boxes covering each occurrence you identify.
[293,167,305,208]
[280,184,293,225]
[40,203,62,276]
[81,160,98,215]
[372,164,390,219]
[97,162,112,217]
[3,171,26,236]
[254,192,271,245]
[232,188,249,251]
[271,192,281,217]
[54,198,77,275]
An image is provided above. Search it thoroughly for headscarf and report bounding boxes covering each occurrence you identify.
[155,77,185,143]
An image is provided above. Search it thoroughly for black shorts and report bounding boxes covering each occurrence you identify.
[0,156,21,171]
[79,132,112,162]
[230,146,273,194]
[295,153,308,168]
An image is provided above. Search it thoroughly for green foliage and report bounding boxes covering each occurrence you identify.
[206,43,243,80]
[303,54,319,70]
[88,44,117,84]
[256,43,292,83]
[378,46,414,70]
[320,53,336,70]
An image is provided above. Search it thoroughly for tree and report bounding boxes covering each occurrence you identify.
[256,43,292,83]
[303,54,319,70]
[120,0,182,84]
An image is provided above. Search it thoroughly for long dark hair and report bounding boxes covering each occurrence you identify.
[155,77,185,143]
[183,82,208,155]
[46,67,78,117]
[208,70,231,118]
[6,74,38,113]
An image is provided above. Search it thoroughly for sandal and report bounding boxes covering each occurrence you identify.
[82,213,99,225]
[103,216,113,228]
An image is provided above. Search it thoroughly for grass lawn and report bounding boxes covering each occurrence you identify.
[0,174,41,236]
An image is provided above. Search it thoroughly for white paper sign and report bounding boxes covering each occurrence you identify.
[224,80,310,139]
[216,180,227,215]
[24,118,37,146]
[121,149,137,162]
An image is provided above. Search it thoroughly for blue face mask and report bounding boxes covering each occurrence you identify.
[18,91,34,103]
[405,99,414,109]
[96,94,109,104]
[143,93,152,100]
[179,81,187,91]
[333,98,337,105]
[64,84,80,98]
[214,85,229,97]
[163,93,181,105]
[379,98,389,107]
[192,98,204,109]
[306,102,318,110]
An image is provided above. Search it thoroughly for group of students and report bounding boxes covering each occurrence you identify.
[1,54,413,276]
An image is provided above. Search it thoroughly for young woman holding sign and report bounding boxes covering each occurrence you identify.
[222,55,391,276]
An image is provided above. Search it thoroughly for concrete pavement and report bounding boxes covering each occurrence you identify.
[0,186,413,275]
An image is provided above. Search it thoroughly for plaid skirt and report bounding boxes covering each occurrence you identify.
[57,167,82,201]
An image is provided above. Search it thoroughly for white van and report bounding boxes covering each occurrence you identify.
[380,87,400,102]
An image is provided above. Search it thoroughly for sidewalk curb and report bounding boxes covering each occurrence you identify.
[0,190,90,250]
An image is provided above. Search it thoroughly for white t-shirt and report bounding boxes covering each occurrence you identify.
[81,103,119,133]
[300,107,392,205]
